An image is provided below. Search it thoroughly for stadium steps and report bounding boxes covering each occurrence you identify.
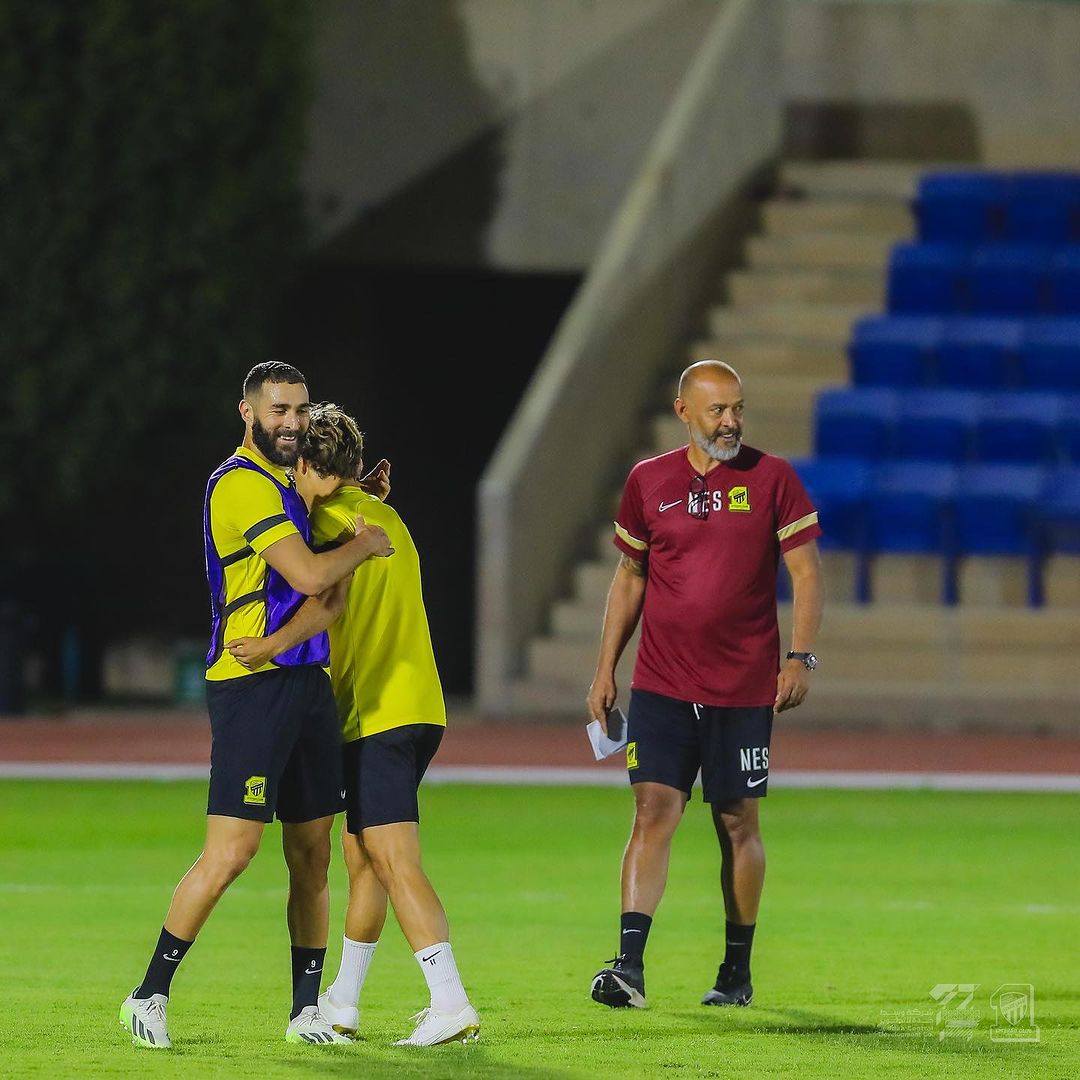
[512,603,1080,727]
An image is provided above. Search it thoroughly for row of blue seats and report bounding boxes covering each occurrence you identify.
[915,171,1080,245]
[790,460,1080,605]
[815,388,1080,466]
[888,244,1080,315]
[793,458,1080,557]
[851,316,1080,390]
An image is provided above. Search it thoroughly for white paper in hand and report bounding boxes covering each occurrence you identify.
[586,708,628,761]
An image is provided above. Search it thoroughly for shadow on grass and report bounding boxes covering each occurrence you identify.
[274,1041,573,1080]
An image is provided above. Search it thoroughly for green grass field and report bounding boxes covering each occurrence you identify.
[0,780,1076,1079]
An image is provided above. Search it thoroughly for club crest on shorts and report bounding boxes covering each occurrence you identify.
[626,742,638,770]
[727,486,751,512]
[244,775,267,806]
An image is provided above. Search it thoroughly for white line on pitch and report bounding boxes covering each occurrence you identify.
[0,762,1078,792]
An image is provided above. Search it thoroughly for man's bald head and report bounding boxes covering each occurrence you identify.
[678,359,742,400]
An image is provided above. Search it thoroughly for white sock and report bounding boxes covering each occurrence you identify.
[414,941,469,1013]
[327,936,377,1007]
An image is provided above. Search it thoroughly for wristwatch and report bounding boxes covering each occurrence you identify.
[786,651,818,670]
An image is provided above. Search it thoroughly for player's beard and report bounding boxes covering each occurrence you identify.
[252,417,302,467]
[692,426,742,462]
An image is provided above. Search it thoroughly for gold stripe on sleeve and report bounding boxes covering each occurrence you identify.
[776,511,819,543]
[614,521,648,551]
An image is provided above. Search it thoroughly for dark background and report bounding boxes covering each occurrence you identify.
[0,2,579,705]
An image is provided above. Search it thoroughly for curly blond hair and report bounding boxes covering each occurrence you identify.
[301,402,365,479]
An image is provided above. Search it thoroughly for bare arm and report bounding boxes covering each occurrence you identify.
[586,554,647,730]
[775,539,823,713]
[259,513,392,596]
[226,579,350,671]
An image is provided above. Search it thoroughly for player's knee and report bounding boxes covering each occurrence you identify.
[365,843,420,887]
[203,840,259,891]
[632,796,683,837]
[717,801,760,845]
[284,838,331,883]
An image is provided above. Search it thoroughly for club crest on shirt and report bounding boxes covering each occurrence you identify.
[727,486,751,512]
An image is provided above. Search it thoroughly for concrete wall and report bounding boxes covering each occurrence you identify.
[476,0,783,711]
[305,0,717,271]
[783,0,1080,166]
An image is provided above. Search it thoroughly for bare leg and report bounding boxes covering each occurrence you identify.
[711,798,765,923]
[620,782,688,916]
[340,825,389,943]
[281,815,335,948]
[361,822,448,951]
[163,815,264,940]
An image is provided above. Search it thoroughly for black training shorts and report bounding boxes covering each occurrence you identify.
[625,688,773,803]
[342,723,444,834]
[206,665,343,824]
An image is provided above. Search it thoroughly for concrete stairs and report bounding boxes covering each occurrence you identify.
[509,161,1080,725]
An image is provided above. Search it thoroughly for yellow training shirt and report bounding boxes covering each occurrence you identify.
[205,447,301,681]
[311,486,446,740]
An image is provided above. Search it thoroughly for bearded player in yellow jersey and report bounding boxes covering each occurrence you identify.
[231,402,479,1047]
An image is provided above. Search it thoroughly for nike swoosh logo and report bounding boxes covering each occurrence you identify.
[421,950,442,963]
[658,500,682,512]
[162,954,182,962]
[623,929,642,934]
[305,967,323,975]
[746,775,768,788]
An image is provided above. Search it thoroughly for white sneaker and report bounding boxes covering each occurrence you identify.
[318,989,360,1036]
[119,991,172,1049]
[285,1004,353,1044]
[394,1003,481,1046]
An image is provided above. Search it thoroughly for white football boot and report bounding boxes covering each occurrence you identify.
[318,989,360,1037]
[119,992,172,1049]
[394,1003,481,1046]
[285,1004,353,1044]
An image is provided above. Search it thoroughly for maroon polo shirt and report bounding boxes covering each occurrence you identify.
[613,444,820,707]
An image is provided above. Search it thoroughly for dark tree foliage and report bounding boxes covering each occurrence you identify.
[0,1,311,529]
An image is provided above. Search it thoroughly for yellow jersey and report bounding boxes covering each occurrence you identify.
[310,486,446,740]
[204,447,318,682]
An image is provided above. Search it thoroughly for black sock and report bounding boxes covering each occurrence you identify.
[134,927,194,999]
[619,912,653,963]
[723,920,755,981]
[290,946,327,1019]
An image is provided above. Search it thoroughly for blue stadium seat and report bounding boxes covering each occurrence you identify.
[1038,467,1080,554]
[914,172,1008,244]
[848,316,942,387]
[1050,248,1080,314]
[890,390,978,464]
[935,318,1023,388]
[1019,319,1080,390]
[887,244,967,314]
[1005,174,1080,245]
[790,456,870,551]
[865,462,957,554]
[814,388,898,459]
[968,246,1051,315]
[971,392,1064,465]
[1060,397,1080,464]
[953,464,1044,555]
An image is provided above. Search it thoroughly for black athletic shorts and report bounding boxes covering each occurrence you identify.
[626,688,773,803]
[342,723,444,834]
[206,665,343,824]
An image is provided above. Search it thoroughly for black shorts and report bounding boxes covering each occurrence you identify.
[626,688,773,803]
[206,665,343,824]
[342,723,444,834]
